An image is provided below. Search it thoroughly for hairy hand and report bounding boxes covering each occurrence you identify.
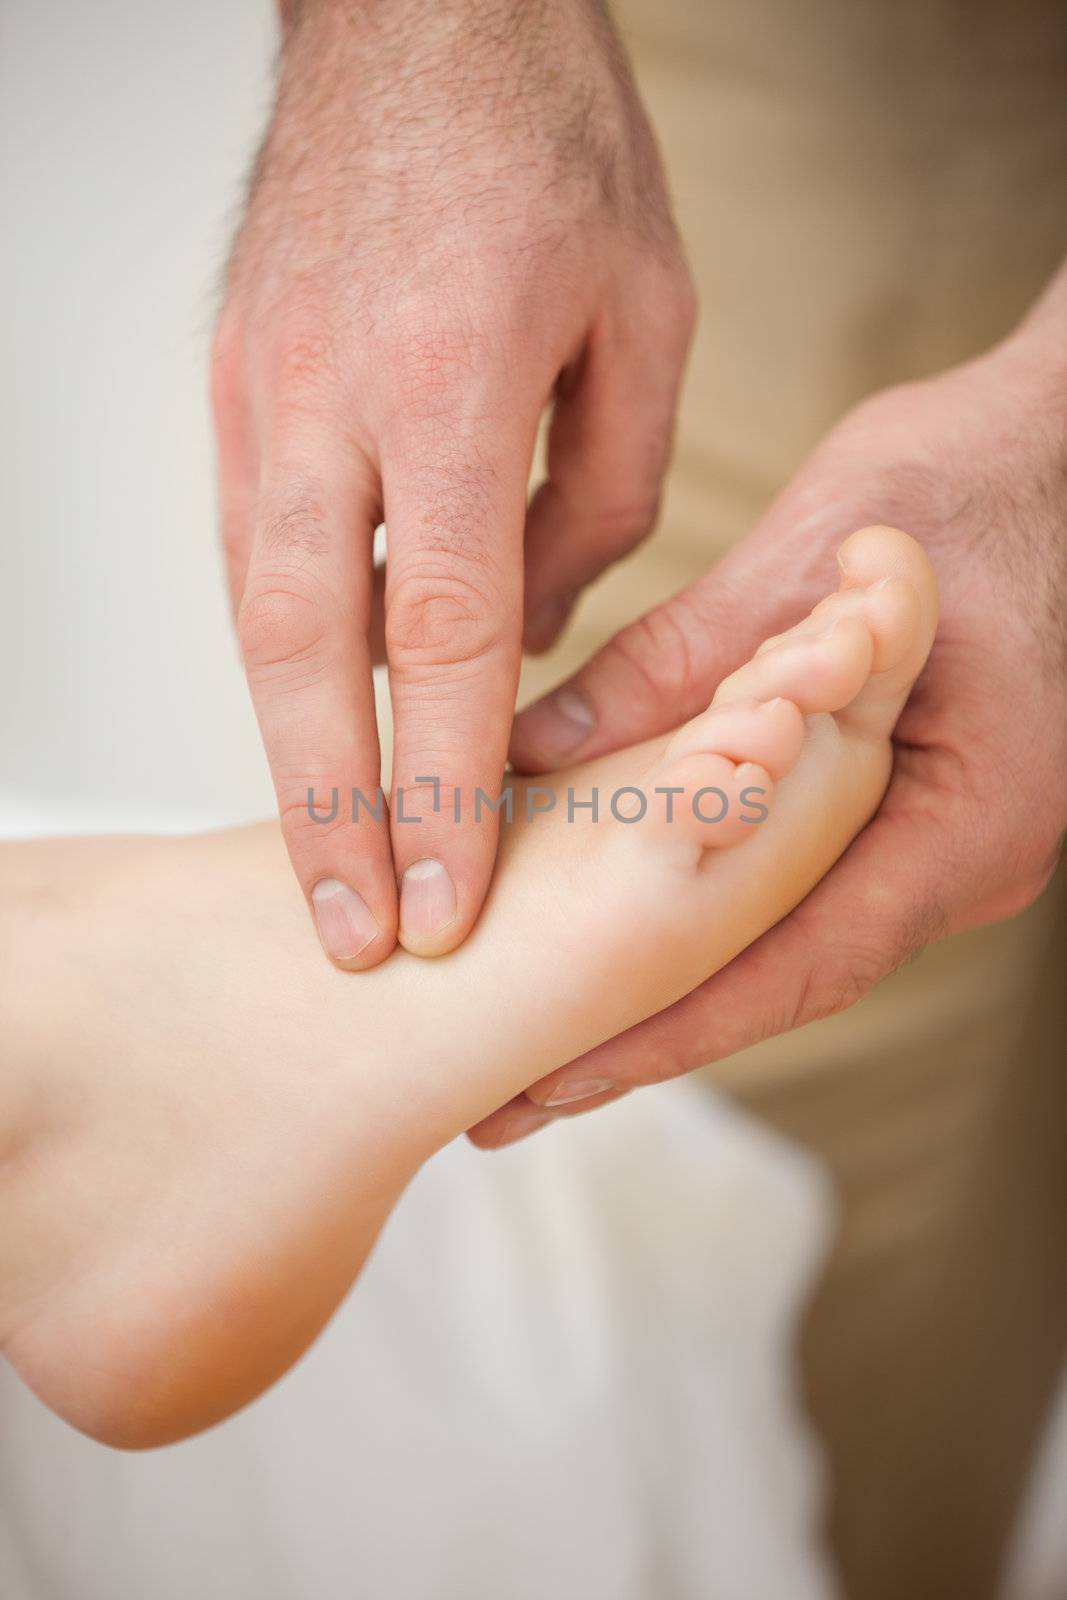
[213,0,694,966]
[467,290,1067,1145]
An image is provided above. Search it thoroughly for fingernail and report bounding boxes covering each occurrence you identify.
[543,1077,615,1107]
[517,687,595,759]
[493,1099,556,1147]
[311,878,379,961]
[400,858,457,942]
[555,689,595,732]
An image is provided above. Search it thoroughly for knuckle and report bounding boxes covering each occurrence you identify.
[788,909,938,1033]
[389,314,479,371]
[277,790,357,853]
[268,292,344,402]
[605,599,699,715]
[384,314,500,415]
[386,564,507,670]
[237,575,331,673]
[590,493,662,553]
[789,958,872,1030]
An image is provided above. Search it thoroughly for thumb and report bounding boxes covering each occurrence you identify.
[467,790,957,1147]
[510,533,821,773]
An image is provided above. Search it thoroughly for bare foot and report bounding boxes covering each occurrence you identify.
[0,526,936,1447]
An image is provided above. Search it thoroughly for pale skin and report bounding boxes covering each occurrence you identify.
[1,526,935,1449]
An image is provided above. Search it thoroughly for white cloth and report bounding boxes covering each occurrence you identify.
[0,1078,837,1600]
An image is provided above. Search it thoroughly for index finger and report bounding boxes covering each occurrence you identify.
[238,421,398,970]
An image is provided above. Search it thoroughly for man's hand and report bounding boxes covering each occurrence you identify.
[212,0,694,967]
[467,287,1067,1146]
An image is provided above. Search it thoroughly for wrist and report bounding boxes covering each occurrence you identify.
[277,0,611,59]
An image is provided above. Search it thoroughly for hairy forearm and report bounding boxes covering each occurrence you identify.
[267,0,632,140]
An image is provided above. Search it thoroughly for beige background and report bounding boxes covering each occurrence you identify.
[524,2,1067,1593]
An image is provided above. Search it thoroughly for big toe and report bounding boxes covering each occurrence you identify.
[833,525,938,737]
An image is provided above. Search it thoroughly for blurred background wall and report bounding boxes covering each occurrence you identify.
[2,0,276,832]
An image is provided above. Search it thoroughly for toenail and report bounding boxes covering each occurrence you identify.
[311,878,379,961]
[400,859,457,943]
[543,1077,616,1107]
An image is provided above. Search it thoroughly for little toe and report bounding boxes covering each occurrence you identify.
[643,753,773,853]
[641,695,797,857]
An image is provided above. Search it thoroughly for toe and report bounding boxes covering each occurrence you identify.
[715,526,936,738]
[836,525,938,668]
[832,527,938,736]
[644,753,773,853]
[663,696,805,780]
[713,615,875,714]
[642,696,804,858]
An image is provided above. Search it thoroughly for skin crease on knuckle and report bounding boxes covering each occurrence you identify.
[237,573,333,676]
[601,596,703,721]
[385,560,511,673]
